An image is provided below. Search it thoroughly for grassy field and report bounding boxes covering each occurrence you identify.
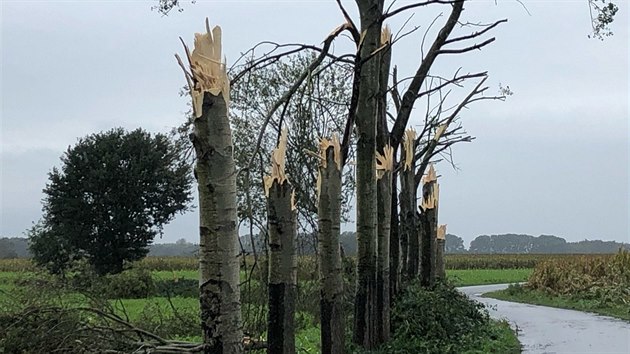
[448,268,531,287]
[0,256,531,353]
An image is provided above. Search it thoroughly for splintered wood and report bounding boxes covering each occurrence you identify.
[381,25,391,44]
[421,164,439,210]
[433,124,447,142]
[318,134,342,170]
[316,134,341,201]
[437,225,447,240]
[263,128,289,197]
[375,144,394,179]
[176,18,229,118]
[403,129,416,171]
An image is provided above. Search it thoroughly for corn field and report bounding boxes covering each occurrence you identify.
[0,253,605,273]
[526,250,630,305]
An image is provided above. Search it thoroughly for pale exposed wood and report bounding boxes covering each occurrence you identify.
[437,224,447,240]
[421,164,439,210]
[317,134,341,202]
[319,134,342,170]
[179,18,230,118]
[376,144,394,179]
[423,163,438,183]
[263,128,289,197]
[381,24,391,45]
[434,124,447,142]
[403,129,416,171]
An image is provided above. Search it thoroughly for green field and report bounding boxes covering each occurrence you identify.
[0,256,529,353]
[448,268,532,287]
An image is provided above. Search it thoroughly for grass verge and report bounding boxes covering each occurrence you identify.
[484,284,630,321]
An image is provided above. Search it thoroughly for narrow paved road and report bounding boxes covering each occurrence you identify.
[460,284,630,354]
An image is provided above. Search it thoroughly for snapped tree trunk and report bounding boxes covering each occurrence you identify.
[353,0,383,349]
[420,164,439,287]
[389,165,400,300]
[376,146,393,343]
[178,21,243,354]
[375,26,392,343]
[264,130,297,354]
[317,137,344,354]
[436,225,447,280]
[400,129,418,280]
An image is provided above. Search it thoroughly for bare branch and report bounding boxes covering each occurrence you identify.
[437,37,496,54]
[389,0,464,149]
[245,23,351,170]
[382,0,458,20]
[335,0,360,43]
[444,19,507,44]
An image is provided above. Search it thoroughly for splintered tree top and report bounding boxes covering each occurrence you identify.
[176,18,229,117]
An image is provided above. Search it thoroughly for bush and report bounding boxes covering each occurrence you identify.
[155,278,199,298]
[100,268,156,299]
[352,281,517,354]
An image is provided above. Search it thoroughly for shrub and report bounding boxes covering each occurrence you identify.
[155,278,199,298]
[351,281,514,354]
[100,268,156,299]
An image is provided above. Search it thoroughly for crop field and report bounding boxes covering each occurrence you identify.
[485,251,630,321]
[0,252,581,273]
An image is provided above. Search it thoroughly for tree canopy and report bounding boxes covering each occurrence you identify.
[29,128,193,275]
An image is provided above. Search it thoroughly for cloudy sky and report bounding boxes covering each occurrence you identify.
[1,0,628,246]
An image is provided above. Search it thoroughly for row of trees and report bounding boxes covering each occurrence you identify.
[173,0,507,350]
[19,0,618,353]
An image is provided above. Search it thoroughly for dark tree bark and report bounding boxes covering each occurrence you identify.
[317,138,345,354]
[389,165,401,299]
[375,26,392,343]
[420,164,439,287]
[436,225,447,280]
[376,150,392,343]
[353,0,384,349]
[400,129,418,279]
[265,131,297,354]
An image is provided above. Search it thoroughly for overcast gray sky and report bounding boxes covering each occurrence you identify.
[1,0,628,247]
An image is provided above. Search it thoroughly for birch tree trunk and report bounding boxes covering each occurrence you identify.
[375,26,392,343]
[389,168,401,299]
[353,0,384,348]
[420,164,439,287]
[178,21,243,354]
[317,137,344,354]
[376,146,393,343]
[264,130,297,354]
[436,225,447,280]
[400,129,418,279]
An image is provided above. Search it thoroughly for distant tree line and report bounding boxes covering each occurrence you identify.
[3,232,627,259]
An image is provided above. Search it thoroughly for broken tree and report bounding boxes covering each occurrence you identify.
[176,20,243,354]
[420,164,439,287]
[317,135,345,354]
[264,129,297,354]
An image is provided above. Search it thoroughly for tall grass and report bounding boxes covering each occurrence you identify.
[526,250,629,304]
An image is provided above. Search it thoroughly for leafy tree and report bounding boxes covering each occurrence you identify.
[0,239,18,259]
[445,234,467,254]
[29,128,193,275]
[588,0,619,39]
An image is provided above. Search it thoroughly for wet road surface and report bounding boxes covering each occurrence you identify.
[459,284,630,353]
